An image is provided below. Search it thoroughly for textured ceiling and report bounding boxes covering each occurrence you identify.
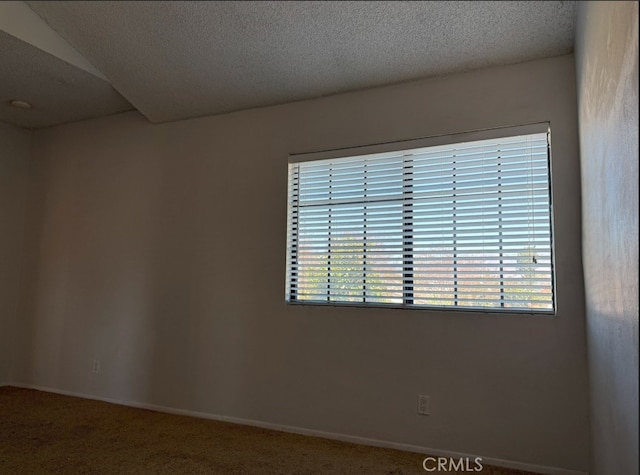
[26,1,577,125]
[0,1,132,129]
[0,30,132,129]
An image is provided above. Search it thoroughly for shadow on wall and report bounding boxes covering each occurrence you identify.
[18,115,287,418]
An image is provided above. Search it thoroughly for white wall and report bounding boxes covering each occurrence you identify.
[0,121,31,383]
[575,2,639,474]
[13,54,588,472]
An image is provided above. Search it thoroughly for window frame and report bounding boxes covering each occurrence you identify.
[285,123,557,315]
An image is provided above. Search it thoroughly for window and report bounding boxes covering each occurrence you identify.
[285,124,555,314]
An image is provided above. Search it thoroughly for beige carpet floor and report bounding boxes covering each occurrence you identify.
[0,386,540,474]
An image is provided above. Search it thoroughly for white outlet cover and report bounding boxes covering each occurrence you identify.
[418,395,430,415]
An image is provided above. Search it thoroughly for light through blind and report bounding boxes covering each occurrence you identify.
[286,128,555,313]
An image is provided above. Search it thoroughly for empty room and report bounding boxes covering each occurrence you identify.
[0,1,637,474]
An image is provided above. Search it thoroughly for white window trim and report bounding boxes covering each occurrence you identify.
[286,123,556,315]
[289,123,550,164]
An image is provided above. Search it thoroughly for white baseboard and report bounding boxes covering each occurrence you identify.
[7,382,587,475]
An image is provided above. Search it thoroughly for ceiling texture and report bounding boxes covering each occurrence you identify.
[1,1,577,129]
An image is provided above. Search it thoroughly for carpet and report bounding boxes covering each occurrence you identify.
[0,387,540,474]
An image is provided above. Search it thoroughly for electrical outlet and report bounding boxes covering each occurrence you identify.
[418,395,430,415]
[92,359,100,374]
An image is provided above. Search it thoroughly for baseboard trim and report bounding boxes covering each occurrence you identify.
[7,383,587,475]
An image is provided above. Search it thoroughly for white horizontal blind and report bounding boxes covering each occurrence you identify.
[286,131,554,313]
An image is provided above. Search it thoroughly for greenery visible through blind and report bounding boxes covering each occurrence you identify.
[286,130,555,313]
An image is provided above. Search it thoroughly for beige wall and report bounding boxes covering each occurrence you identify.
[13,54,588,472]
[575,2,639,474]
[0,121,31,383]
